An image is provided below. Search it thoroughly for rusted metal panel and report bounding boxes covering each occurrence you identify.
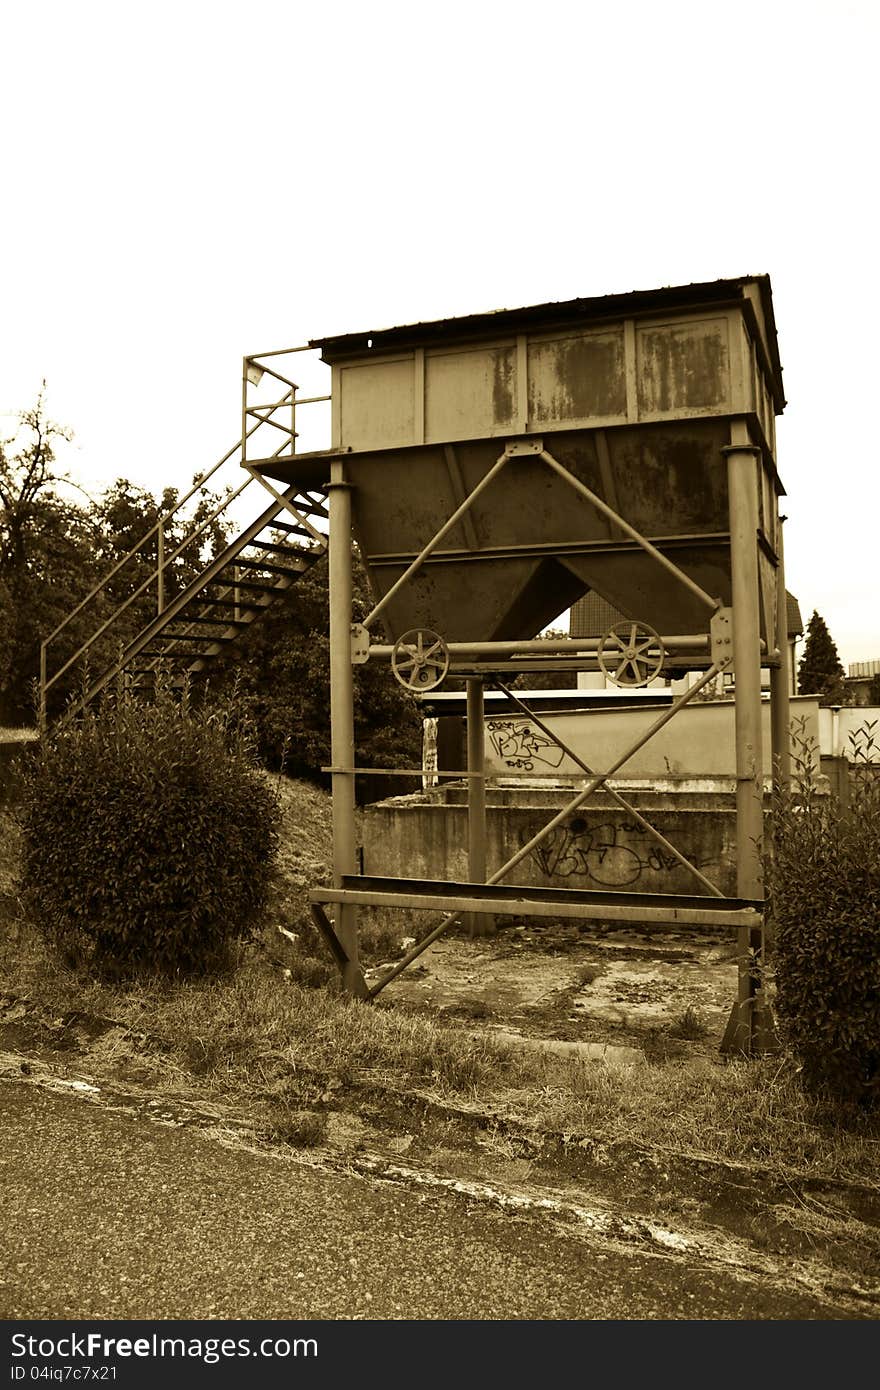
[338,356,414,450]
[527,329,626,424]
[636,316,730,416]
[424,342,517,442]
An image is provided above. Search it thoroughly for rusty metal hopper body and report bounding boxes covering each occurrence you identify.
[262,276,785,653]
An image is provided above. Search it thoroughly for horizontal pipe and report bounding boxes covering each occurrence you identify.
[369,634,709,659]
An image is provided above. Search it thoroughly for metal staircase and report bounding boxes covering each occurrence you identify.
[40,348,332,727]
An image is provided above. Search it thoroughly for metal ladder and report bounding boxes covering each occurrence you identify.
[40,348,331,726]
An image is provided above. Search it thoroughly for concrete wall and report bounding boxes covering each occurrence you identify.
[363,787,749,900]
[483,695,820,785]
[817,705,880,760]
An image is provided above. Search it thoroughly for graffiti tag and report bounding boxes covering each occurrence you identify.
[487,718,564,772]
[526,819,679,887]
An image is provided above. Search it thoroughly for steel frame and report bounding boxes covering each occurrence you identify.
[319,428,787,1055]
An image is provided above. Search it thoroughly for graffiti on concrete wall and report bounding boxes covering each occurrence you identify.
[525,817,680,887]
[487,718,564,772]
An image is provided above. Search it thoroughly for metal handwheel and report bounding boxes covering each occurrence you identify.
[598,620,665,687]
[391,628,450,692]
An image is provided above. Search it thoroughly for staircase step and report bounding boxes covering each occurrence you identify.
[208,577,284,594]
[153,632,229,644]
[247,537,313,554]
[223,556,307,577]
[195,595,261,610]
[141,649,222,659]
[296,494,329,519]
[163,613,239,626]
[256,525,314,542]
[272,517,328,536]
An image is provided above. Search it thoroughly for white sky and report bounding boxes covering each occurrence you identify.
[1,0,877,668]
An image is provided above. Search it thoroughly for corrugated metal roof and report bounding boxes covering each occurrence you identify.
[309,275,784,406]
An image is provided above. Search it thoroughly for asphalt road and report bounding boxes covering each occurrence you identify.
[0,1079,861,1322]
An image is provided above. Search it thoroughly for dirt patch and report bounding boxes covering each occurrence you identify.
[368,922,738,1055]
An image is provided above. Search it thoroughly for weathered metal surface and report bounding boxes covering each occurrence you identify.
[258,277,784,649]
[309,876,762,930]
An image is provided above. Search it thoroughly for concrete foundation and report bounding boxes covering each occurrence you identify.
[363,783,756,901]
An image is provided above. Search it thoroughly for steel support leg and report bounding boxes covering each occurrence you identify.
[328,461,366,996]
[721,430,775,1054]
[466,678,494,937]
[770,516,791,791]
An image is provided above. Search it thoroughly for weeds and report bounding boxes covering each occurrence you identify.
[669,1005,709,1040]
[767,719,880,1103]
[263,1106,328,1148]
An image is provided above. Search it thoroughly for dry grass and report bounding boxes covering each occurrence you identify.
[3,919,879,1189]
[2,775,879,1189]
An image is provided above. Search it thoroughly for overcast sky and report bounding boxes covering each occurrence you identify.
[2,0,877,668]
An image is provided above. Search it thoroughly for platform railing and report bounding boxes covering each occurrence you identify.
[40,349,331,728]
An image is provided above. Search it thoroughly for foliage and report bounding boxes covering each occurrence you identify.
[18,680,280,978]
[0,387,101,723]
[766,720,880,1103]
[868,673,880,705]
[0,388,233,723]
[797,609,846,705]
[202,548,423,789]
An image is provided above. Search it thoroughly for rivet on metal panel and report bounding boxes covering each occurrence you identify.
[506,439,543,456]
[710,608,734,669]
[350,622,370,665]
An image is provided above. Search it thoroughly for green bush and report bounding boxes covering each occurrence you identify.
[767,722,880,1103]
[19,683,280,978]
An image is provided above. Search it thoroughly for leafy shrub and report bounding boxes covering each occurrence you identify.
[19,682,280,978]
[767,721,880,1103]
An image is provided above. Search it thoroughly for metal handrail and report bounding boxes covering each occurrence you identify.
[42,474,255,696]
[41,405,285,651]
[40,347,331,723]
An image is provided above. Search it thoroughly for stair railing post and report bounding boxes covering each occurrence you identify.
[328,459,360,994]
[157,520,165,616]
[39,642,47,733]
[241,358,249,468]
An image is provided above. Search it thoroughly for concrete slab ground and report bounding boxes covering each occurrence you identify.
[365,921,740,1059]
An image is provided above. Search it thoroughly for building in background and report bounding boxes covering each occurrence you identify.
[845,659,880,707]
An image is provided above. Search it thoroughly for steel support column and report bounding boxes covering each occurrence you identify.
[721,430,774,1054]
[770,516,791,791]
[466,678,494,937]
[328,461,363,995]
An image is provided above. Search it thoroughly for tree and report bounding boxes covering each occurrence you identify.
[0,387,100,723]
[797,610,846,706]
[202,548,423,791]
